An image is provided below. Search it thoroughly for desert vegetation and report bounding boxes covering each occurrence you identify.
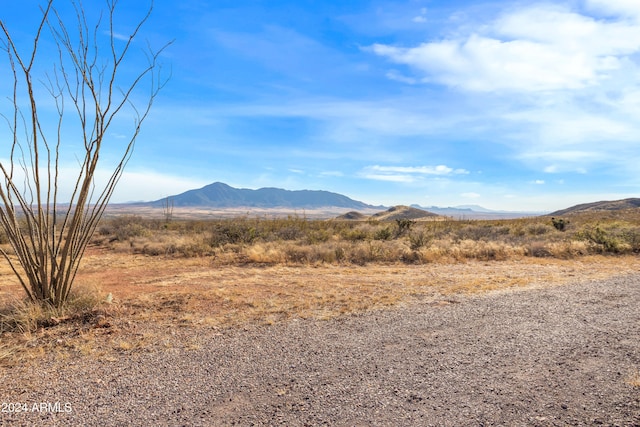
[1,209,639,365]
[86,210,640,264]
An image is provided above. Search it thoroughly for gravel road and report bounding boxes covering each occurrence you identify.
[2,273,639,426]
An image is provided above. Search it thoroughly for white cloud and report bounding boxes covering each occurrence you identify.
[109,32,131,42]
[533,180,545,185]
[370,4,640,92]
[586,0,640,18]
[361,173,416,183]
[369,165,469,175]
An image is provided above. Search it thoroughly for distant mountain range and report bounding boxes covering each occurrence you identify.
[135,182,549,218]
[410,204,540,219]
[123,182,638,220]
[549,198,640,216]
[147,182,383,210]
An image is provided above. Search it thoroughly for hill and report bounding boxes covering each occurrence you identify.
[335,211,368,220]
[148,182,382,210]
[550,198,640,216]
[370,205,438,221]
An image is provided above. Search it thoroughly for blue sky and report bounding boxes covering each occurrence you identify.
[2,0,640,211]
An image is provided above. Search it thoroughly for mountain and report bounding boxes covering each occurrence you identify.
[148,182,382,210]
[452,204,495,213]
[549,198,640,216]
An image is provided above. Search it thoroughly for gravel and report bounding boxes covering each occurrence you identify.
[1,273,639,426]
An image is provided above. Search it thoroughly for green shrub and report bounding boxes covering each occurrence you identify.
[374,227,393,241]
[395,219,415,236]
[341,227,369,242]
[577,226,630,253]
[551,217,568,231]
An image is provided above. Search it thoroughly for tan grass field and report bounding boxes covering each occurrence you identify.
[1,242,638,365]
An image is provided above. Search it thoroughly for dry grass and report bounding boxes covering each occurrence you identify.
[627,370,640,388]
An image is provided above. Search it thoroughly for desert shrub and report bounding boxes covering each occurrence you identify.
[374,227,393,241]
[409,230,432,250]
[306,229,332,244]
[141,242,166,256]
[401,250,422,264]
[340,226,370,242]
[275,226,303,241]
[209,222,258,247]
[551,217,568,231]
[577,225,631,253]
[625,227,640,252]
[526,223,554,236]
[525,241,553,257]
[100,215,150,241]
[334,245,346,262]
[395,219,415,236]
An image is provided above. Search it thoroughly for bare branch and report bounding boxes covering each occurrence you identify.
[0,0,168,307]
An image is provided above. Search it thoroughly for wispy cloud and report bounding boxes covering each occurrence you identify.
[319,171,344,177]
[360,164,469,183]
[369,165,469,175]
[108,31,130,42]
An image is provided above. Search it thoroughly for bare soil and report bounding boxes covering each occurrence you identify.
[0,255,639,426]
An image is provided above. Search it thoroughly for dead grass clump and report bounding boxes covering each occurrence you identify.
[526,223,555,236]
[0,283,114,365]
[0,284,104,335]
[627,370,640,388]
[415,246,445,263]
[246,243,286,263]
[448,239,522,261]
[283,243,334,264]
